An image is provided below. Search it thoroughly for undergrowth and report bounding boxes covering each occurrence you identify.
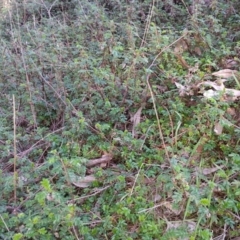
[0,0,240,239]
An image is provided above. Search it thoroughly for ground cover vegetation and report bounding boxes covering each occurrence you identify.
[0,0,240,239]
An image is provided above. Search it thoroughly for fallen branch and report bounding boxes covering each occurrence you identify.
[86,154,113,167]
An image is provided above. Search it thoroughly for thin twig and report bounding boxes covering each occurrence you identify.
[163,106,174,148]
[14,1,37,128]
[141,0,155,48]
[68,185,111,203]
[16,127,65,159]
[13,95,17,205]
[71,225,80,240]
[60,157,71,187]
[138,201,166,213]
[129,163,144,197]
[148,32,188,70]
[0,214,9,232]
[145,32,188,162]
[146,75,170,162]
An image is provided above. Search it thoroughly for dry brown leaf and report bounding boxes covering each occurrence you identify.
[220,57,239,68]
[175,82,184,88]
[130,106,142,138]
[225,88,240,97]
[199,80,240,101]
[174,38,189,54]
[197,81,225,91]
[194,165,224,176]
[189,136,207,163]
[214,121,223,135]
[166,220,196,239]
[154,194,162,203]
[203,89,221,98]
[193,46,202,56]
[226,107,236,116]
[166,220,196,231]
[212,69,238,78]
[162,201,182,215]
[175,82,192,96]
[72,175,96,188]
[175,54,190,69]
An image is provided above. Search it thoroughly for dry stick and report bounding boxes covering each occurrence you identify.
[13,95,17,205]
[140,0,155,48]
[13,1,37,128]
[71,226,80,240]
[180,0,192,16]
[60,157,71,187]
[39,0,58,19]
[146,75,170,162]
[129,163,144,197]
[28,59,112,142]
[17,127,64,160]
[0,214,9,232]
[56,51,67,128]
[162,105,174,148]
[19,47,37,128]
[146,33,188,163]
[68,185,111,203]
[86,154,113,168]
[24,71,38,128]
[148,32,188,70]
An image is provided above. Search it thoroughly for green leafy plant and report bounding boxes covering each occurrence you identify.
[0,0,240,239]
